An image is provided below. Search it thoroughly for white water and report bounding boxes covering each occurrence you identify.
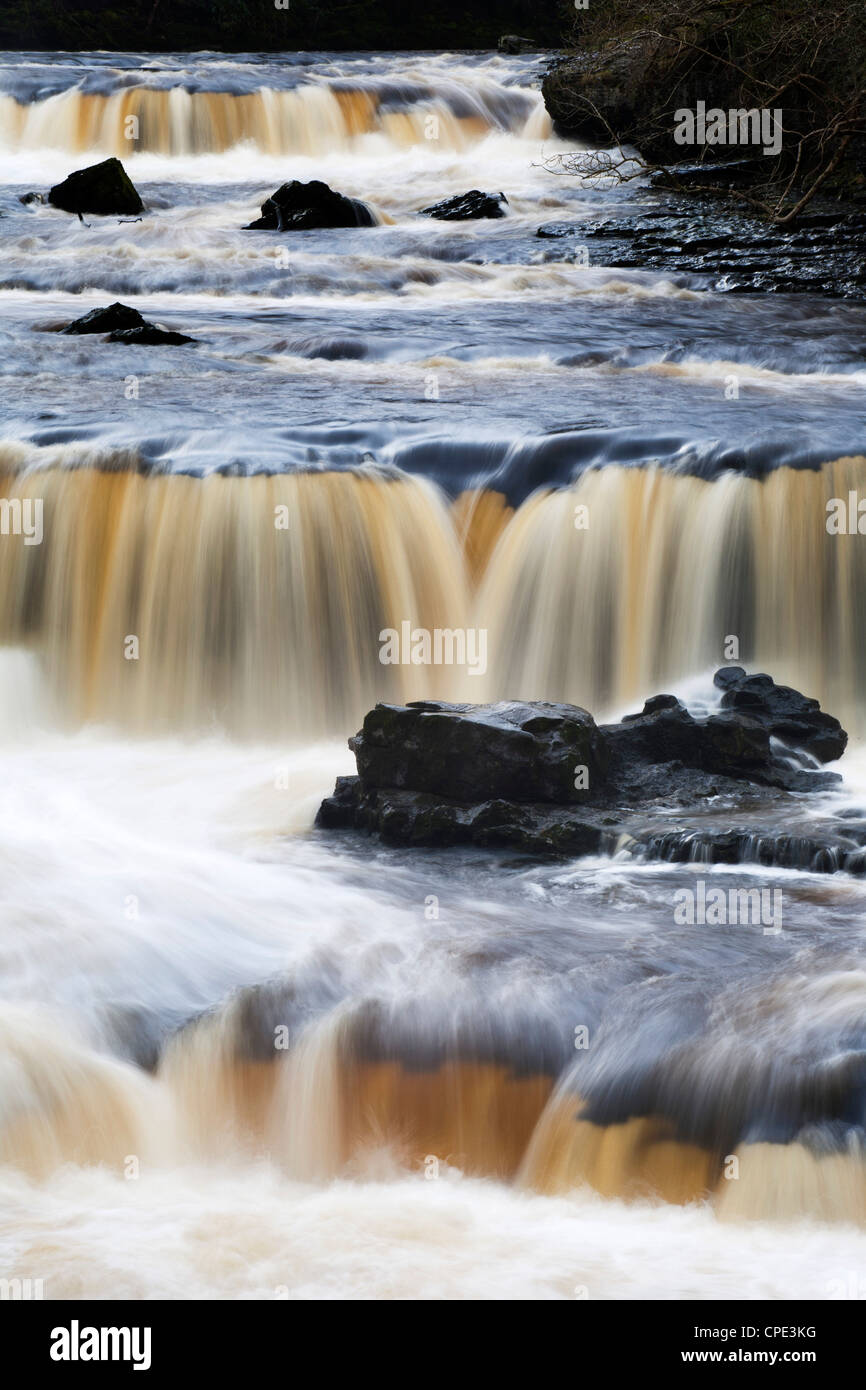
[5,1162,865,1301]
[2,662,866,1296]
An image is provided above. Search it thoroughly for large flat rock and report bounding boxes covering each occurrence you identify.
[318,671,849,861]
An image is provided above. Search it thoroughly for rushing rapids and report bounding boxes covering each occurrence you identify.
[1,47,866,1301]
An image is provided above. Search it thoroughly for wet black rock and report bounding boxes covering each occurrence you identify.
[48,157,144,216]
[536,222,578,239]
[317,776,611,855]
[349,699,608,805]
[605,694,771,779]
[106,325,197,345]
[420,190,508,221]
[498,36,537,54]
[598,698,830,798]
[535,196,866,299]
[713,667,847,762]
[317,672,848,858]
[62,302,147,335]
[244,179,375,231]
[60,303,195,344]
[18,191,45,205]
[650,158,768,191]
[626,821,866,876]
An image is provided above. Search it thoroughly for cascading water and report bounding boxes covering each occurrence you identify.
[1,46,866,1302]
[0,466,470,733]
[0,82,546,157]
[479,456,866,732]
[1,454,866,735]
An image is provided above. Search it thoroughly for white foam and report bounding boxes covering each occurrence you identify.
[1,1160,863,1299]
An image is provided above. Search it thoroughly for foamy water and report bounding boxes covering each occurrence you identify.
[4,1162,865,1301]
[2,666,866,1296]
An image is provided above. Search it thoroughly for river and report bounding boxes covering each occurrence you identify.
[0,47,865,1301]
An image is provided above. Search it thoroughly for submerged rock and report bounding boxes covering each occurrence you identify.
[626,820,866,876]
[107,325,196,345]
[244,179,375,231]
[536,222,578,239]
[420,190,508,221]
[62,303,147,335]
[317,670,849,860]
[48,157,144,216]
[59,303,195,344]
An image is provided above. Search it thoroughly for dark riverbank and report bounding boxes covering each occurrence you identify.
[543,1,865,222]
[537,192,866,299]
[0,1,563,52]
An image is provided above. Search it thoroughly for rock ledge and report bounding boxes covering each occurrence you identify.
[317,670,851,867]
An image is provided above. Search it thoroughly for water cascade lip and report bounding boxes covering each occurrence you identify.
[4,420,865,504]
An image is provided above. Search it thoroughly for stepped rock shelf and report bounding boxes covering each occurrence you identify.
[317,669,863,872]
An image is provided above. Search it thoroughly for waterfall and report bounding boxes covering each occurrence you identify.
[5,981,863,1226]
[479,455,866,729]
[0,465,469,735]
[1,454,864,736]
[0,81,548,156]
